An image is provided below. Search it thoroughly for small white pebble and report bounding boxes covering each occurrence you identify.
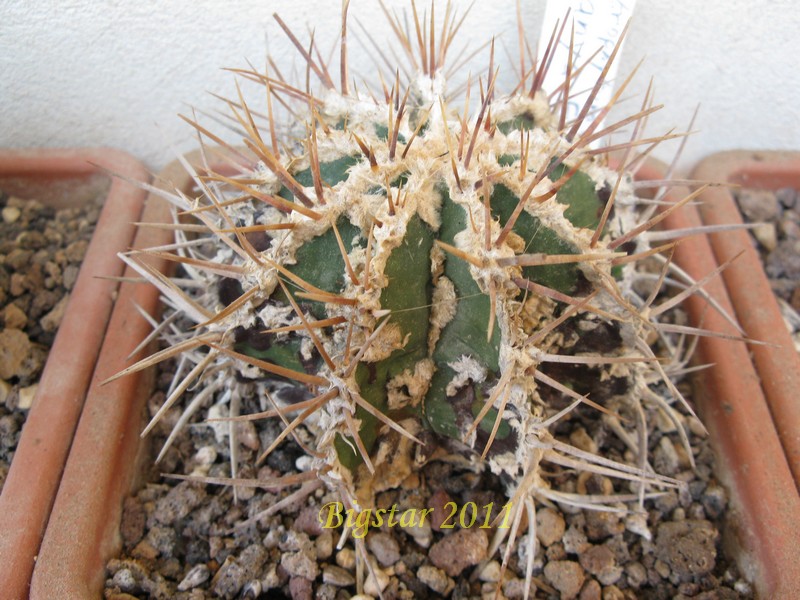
[625,512,652,541]
[295,455,314,471]
[654,407,679,433]
[195,445,218,466]
[477,560,502,582]
[18,384,38,410]
[206,403,229,443]
[363,561,389,596]
[734,580,753,595]
[2,206,20,224]
[111,568,136,592]
[753,222,777,251]
[177,564,210,591]
[189,445,217,477]
[336,548,356,571]
[404,518,432,548]
[687,416,707,437]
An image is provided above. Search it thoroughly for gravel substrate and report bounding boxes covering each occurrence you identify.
[0,189,103,493]
[733,186,800,352]
[105,350,753,600]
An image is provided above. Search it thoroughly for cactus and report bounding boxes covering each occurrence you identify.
[117,2,721,594]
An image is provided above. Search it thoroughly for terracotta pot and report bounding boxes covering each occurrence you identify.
[639,156,800,598]
[0,148,150,600]
[691,150,800,484]
[27,153,800,597]
[27,154,202,599]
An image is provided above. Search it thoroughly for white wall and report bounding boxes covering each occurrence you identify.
[2,0,798,174]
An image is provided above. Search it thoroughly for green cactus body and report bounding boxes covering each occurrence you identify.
[162,81,652,505]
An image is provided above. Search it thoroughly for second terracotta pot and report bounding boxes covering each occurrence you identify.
[639,157,800,597]
[0,148,150,600]
[28,153,221,599]
[691,150,800,486]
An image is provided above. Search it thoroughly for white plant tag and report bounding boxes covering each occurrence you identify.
[538,0,637,131]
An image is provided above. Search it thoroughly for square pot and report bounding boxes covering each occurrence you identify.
[0,148,150,600]
[691,150,800,484]
[29,153,800,598]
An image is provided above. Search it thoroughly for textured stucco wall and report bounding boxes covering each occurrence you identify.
[1,0,798,173]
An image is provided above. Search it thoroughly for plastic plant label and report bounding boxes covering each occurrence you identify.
[539,0,637,132]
